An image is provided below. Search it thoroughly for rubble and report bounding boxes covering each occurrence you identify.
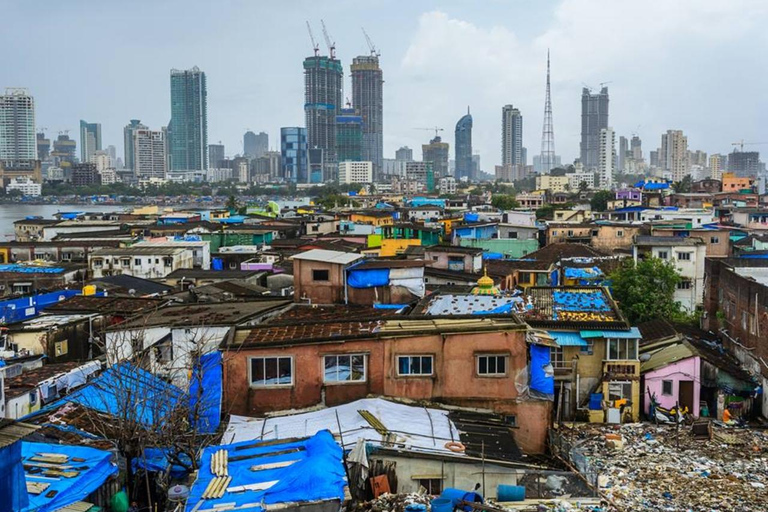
[559,422,768,511]
[348,493,433,512]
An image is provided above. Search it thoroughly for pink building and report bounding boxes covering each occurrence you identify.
[642,353,701,417]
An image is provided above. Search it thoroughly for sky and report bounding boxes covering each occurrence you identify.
[3,0,768,171]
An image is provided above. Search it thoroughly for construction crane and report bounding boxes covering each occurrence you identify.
[732,140,768,152]
[320,19,336,59]
[415,127,444,139]
[306,21,320,57]
[599,81,612,88]
[362,27,380,57]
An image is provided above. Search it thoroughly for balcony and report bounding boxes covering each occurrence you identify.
[603,361,640,379]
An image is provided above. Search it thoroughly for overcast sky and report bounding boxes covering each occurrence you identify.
[3,0,767,170]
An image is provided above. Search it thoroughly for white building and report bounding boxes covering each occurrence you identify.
[6,177,41,196]
[208,167,233,183]
[133,238,211,269]
[88,246,194,279]
[134,128,167,180]
[45,166,65,182]
[338,161,373,184]
[237,159,249,183]
[439,176,457,194]
[633,236,707,312]
[568,171,595,190]
[99,168,118,185]
[0,88,36,161]
[660,130,690,182]
[640,208,716,226]
[91,150,112,171]
[598,127,615,189]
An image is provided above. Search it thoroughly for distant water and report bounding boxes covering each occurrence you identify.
[0,204,125,240]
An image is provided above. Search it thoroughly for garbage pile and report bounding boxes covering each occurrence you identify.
[560,423,768,511]
[348,493,433,512]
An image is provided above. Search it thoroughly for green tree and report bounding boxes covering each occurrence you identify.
[491,194,519,210]
[672,175,692,193]
[609,257,685,324]
[578,181,589,192]
[225,195,239,211]
[535,204,555,220]
[590,190,613,212]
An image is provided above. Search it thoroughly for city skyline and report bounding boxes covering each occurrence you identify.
[2,1,767,172]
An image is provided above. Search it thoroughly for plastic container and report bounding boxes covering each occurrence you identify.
[405,505,427,512]
[430,499,453,512]
[589,393,604,410]
[497,485,525,502]
[440,489,483,511]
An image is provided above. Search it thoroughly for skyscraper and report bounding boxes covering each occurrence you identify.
[455,108,473,180]
[37,132,50,161]
[133,128,167,180]
[244,131,268,159]
[630,135,642,161]
[502,105,523,166]
[209,144,225,168]
[351,54,383,178]
[618,135,628,173]
[169,67,208,171]
[539,51,556,173]
[598,127,615,189]
[124,119,147,172]
[728,150,762,177]
[304,54,343,181]
[580,86,609,170]
[79,120,102,163]
[0,88,36,162]
[336,108,364,163]
[659,130,690,182]
[395,147,413,162]
[422,136,449,178]
[281,127,308,183]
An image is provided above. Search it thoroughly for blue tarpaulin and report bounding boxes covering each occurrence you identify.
[185,430,346,512]
[132,447,192,479]
[373,304,408,310]
[0,441,27,512]
[530,344,554,399]
[22,441,117,512]
[189,352,222,434]
[553,291,610,312]
[0,264,64,274]
[472,302,515,315]
[464,212,479,222]
[0,289,81,325]
[564,267,604,279]
[347,268,390,288]
[482,252,504,260]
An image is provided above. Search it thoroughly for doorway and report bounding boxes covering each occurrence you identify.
[679,380,694,414]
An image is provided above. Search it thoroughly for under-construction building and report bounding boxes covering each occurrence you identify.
[336,108,363,163]
[422,136,449,178]
[304,55,343,182]
[351,55,383,179]
[580,87,609,170]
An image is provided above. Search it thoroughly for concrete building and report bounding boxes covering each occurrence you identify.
[439,176,457,195]
[243,131,268,159]
[304,55,343,180]
[280,127,308,183]
[536,174,569,193]
[336,108,363,163]
[580,87,609,170]
[99,168,118,185]
[253,151,281,182]
[169,66,208,171]
[405,161,435,192]
[501,105,523,167]
[568,170,595,190]
[598,127,616,189]
[659,130,690,182]
[123,119,147,172]
[208,143,225,169]
[395,146,413,161]
[91,150,111,171]
[729,150,762,178]
[72,163,100,187]
[5,176,41,196]
[422,136,449,178]
[618,135,628,173]
[79,120,102,163]
[0,88,36,163]
[133,128,167,180]
[455,108,473,180]
[36,132,50,161]
[351,55,383,178]
[338,161,373,184]
[89,246,195,279]
[709,153,726,179]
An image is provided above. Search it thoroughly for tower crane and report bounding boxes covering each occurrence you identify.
[320,19,336,59]
[306,21,320,57]
[415,127,444,139]
[362,27,380,57]
[732,140,768,152]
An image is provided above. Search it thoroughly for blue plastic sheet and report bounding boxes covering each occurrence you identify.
[564,267,604,279]
[482,252,503,260]
[464,212,479,222]
[0,289,81,325]
[553,291,610,312]
[0,264,64,274]
[530,344,554,399]
[185,430,346,512]
[472,303,514,315]
[189,352,222,434]
[22,441,117,512]
[0,441,27,512]
[132,447,192,479]
[347,268,390,288]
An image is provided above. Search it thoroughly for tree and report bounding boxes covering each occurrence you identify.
[590,190,613,212]
[609,257,685,324]
[225,194,239,211]
[578,181,589,192]
[672,175,692,193]
[491,194,519,210]
[536,204,555,220]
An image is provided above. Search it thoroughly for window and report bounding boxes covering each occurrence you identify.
[163,258,173,267]
[567,230,574,237]
[312,269,329,281]
[662,380,673,396]
[580,339,594,355]
[676,252,691,261]
[249,356,293,387]
[54,340,68,357]
[591,230,599,237]
[710,236,720,244]
[552,230,558,236]
[550,346,566,369]
[324,354,366,383]
[606,338,638,360]
[93,259,103,268]
[657,251,668,260]
[477,354,508,376]
[416,478,443,495]
[616,230,624,238]
[122,258,131,267]
[677,280,692,290]
[608,382,632,402]
[311,225,319,232]
[508,231,518,239]
[397,355,434,376]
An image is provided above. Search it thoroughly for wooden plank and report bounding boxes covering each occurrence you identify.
[250,460,297,472]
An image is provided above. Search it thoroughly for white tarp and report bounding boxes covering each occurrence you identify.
[223,398,463,455]
[389,267,425,298]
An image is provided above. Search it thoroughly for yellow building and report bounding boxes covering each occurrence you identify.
[131,205,160,215]
[379,239,421,257]
[535,175,570,193]
[350,212,394,226]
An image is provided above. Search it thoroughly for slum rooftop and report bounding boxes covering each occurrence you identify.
[114,299,291,329]
[522,286,629,330]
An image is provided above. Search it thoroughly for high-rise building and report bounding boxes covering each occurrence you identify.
[395,147,413,161]
[598,127,615,189]
[304,54,343,180]
[169,67,208,171]
[106,145,117,163]
[580,86,609,170]
[728,150,762,177]
[51,134,77,169]
[91,150,112,171]
[243,131,268,159]
[539,51,556,173]
[422,136,449,178]
[124,119,148,172]
[79,120,102,163]
[689,150,708,168]
[631,136,642,162]
[618,136,628,173]
[280,127,308,183]
[133,128,167,180]
[338,161,373,184]
[455,108,473,180]
[709,153,725,180]
[336,108,363,163]
[0,88,36,163]
[502,105,523,167]
[351,55,383,179]
[253,151,281,182]
[405,161,435,191]
[36,132,50,161]
[209,144,225,168]
[659,130,690,182]
[72,163,100,187]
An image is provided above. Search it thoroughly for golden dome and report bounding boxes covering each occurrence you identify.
[471,268,500,296]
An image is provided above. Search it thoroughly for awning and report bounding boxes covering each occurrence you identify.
[548,331,588,347]
[580,327,642,339]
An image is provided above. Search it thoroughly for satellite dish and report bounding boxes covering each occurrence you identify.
[639,353,651,362]
[128,289,136,296]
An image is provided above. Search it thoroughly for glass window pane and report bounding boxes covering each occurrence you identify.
[351,355,365,381]
[497,356,506,374]
[422,356,432,375]
[412,356,421,374]
[278,358,292,385]
[265,358,278,384]
[253,358,264,384]
[479,357,487,374]
[398,356,410,375]
[339,355,351,381]
[488,357,497,374]
[324,356,337,381]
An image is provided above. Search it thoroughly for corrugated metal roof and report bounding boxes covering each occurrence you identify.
[581,327,641,339]
[640,343,695,373]
[548,331,588,347]
[290,249,363,265]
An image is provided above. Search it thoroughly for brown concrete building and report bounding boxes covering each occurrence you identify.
[290,249,364,304]
[650,225,731,257]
